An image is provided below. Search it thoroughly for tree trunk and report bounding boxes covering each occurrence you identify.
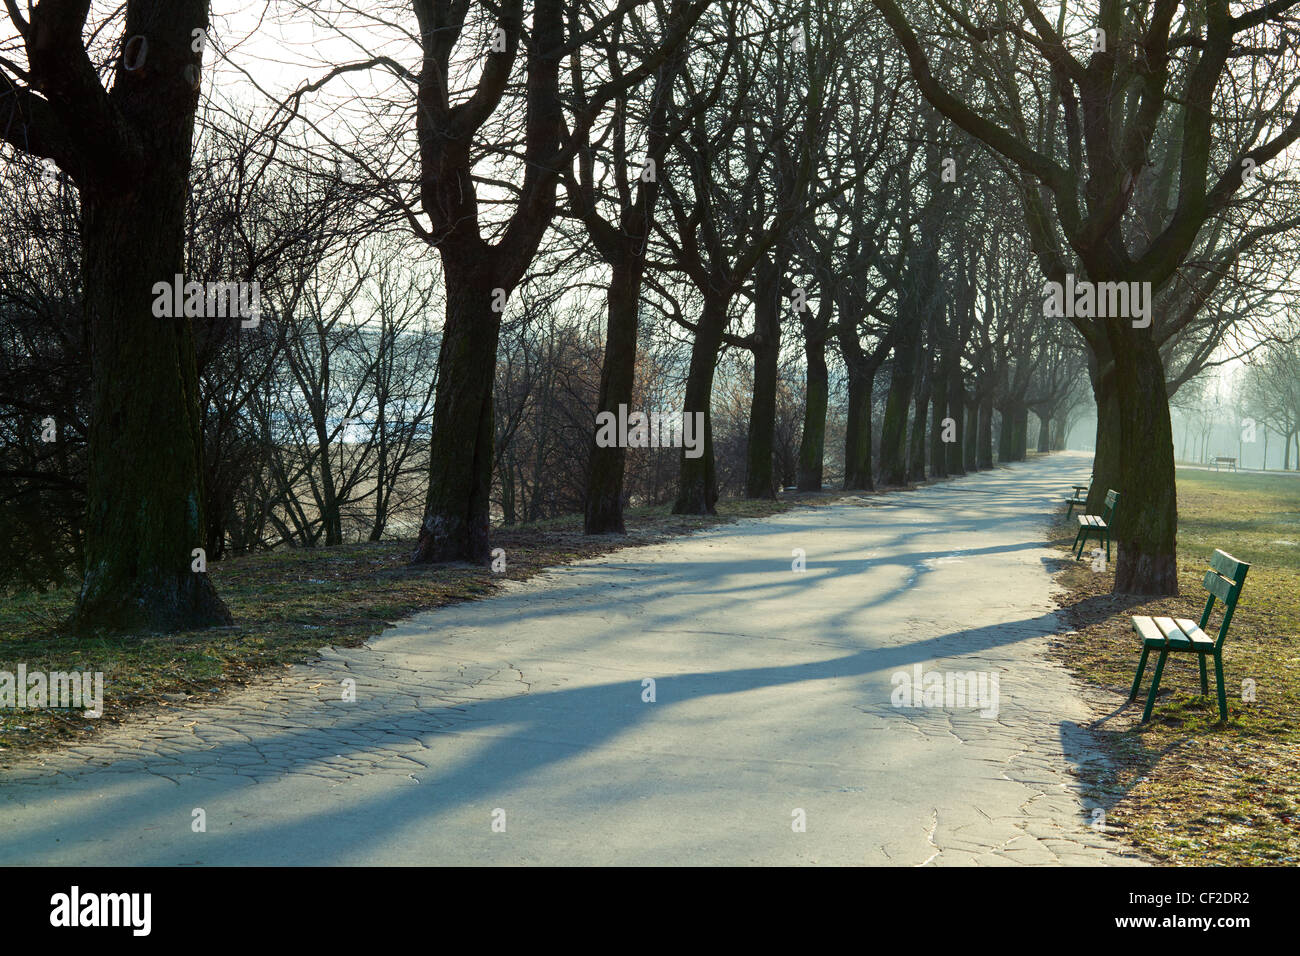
[1050,415,1068,451]
[908,356,931,483]
[1087,368,1121,514]
[74,190,233,632]
[945,369,966,476]
[797,330,829,491]
[843,363,875,490]
[929,387,948,479]
[412,258,502,563]
[745,257,781,499]
[71,0,232,632]
[1036,412,1051,453]
[997,405,1015,462]
[1013,404,1029,460]
[963,399,978,472]
[584,255,642,533]
[673,297,726,514]
[977,394,994,469]
[1108,330,1179,595]
[880,326,919,485]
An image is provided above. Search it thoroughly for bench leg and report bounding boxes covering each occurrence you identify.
[1071,528,1083,559]
[1198,654,1209,697]
[1066,501,1075,518]
[1105,530,1110,562]
[1076,529,1093,560]
[1214,652,1228,723]
[1141,649,1168,723]
[1130,647,1150,701]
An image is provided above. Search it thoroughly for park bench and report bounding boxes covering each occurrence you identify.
[1212,457,1237,471]
[1071,489,1118,561]
[1128,549,1250,723]
[1065,476,1093,518]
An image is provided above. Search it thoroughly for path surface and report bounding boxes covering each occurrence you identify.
[0,452,1143,865]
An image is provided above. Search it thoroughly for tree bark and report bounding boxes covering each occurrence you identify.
[75,191,232,631]
[745,256,781,498]
[797,327,829,491]
[1109,329,1179,595]
[944,366,966,476]
[977,394,994,469]
[673,297,726,513]
[963,399,978,472]
[413,258,502,563]
[908,330,932,482]
[929,387,948,479]
[584,255,641,533]
[843,363,876,490]
[880,325,919,485]
[1087,366,1121,514]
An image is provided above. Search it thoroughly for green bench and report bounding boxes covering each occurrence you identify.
[1065,477,1093,518]
[1071,489,1118,560]
[1129,549,1250,723]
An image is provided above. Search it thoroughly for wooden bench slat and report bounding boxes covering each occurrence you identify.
[1202,569,1236,604]
[1210,548,1249,582]
[1133,616,1165,645]
[1154,616,1194,649]
[1175,618,1215,649]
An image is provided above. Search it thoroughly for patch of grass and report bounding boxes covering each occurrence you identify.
[0,493,820,762]
[1049,467,1300,865]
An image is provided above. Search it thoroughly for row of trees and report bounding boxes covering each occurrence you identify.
[3,0,1298,630]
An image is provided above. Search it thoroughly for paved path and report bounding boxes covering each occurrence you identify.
[0,452,1142,865]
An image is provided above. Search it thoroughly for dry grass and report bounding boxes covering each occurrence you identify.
[1048,468,1300,864]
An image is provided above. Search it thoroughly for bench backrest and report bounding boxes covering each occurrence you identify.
[1102,489,1119,523]
[1199,549,1250,649]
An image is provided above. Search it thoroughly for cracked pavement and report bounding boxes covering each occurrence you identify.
[0,451,1144,865]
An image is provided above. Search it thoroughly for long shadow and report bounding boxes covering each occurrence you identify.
[0,453,1099,862]
[0,609,1066,864]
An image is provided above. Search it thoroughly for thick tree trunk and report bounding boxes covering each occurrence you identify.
[71,1,231,632]
[745,258,781,499]
[74,191,232,632]
[1109,330,1178,595]
[1013,405,1029,460]
[929,388,948,479]
[997,405,1015,462]
[413,258,502,563]
[584,256,642,533]
[843,363,875,490]
[1036,412,1051,453]
[880,326,919,485]
[1087,368,1121,514]
[945,370,966,476]
[908,373,930,483]
[673,297,726,514]
[797,331,829,491]
[1050,415,1068,451]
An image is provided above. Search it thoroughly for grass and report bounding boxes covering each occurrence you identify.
[1049,468,1300,865]
[0,495,813,764]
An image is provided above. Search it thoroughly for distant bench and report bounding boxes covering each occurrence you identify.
[1065,476,1093,518]
[1212,457,1237,471]
[1072,489,1118,561]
